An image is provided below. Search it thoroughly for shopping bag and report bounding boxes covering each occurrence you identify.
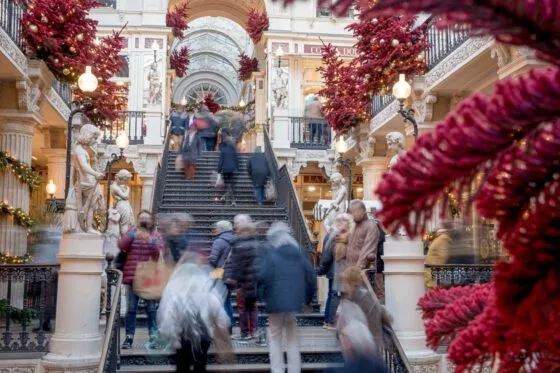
[133,253,172,300]
[215,173,224,189]
[174,155,184,171]
[265,179,276,202]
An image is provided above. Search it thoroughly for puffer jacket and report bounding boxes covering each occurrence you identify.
[118,228,164,285]
[229,236,259,301]
[209,231,235,268]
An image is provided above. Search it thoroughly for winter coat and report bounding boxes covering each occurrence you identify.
[258,242,316,314]
[374,220,386,273]
[118,228,164,285]
[247,152,270,187]
[182,131,202,163]
[218,142,238,174]
[318,231,334,280]
[347,214,379,270]
[169,112,187,135]
[306,100,324,120]
[209,231,235,269]
[198,109,218,139]
[424,232,451,289]
[167,229,200,263]
[335,357,387,373]
[230,236,259,301]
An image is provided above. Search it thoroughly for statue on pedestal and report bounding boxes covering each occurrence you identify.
[386,131,405,169]
[63,124,105,234]
[147,62,162,106]
[323,172,347,230]
[111,169,134,235]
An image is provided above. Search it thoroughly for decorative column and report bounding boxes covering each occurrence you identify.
[357,156,387,200]
[140,175,154,211]
[0,117,35,256]
[384,237,441,371]
[44,148,67,199]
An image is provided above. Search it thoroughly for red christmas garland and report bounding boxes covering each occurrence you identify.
[167,1,189,40]
[203,95,220,114]
[237,53,259,81]
[170,46,190,78]
[246,9,269,44]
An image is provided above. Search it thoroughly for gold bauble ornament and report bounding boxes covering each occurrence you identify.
[29,24,38,33]
[380,39,385,44]
[40,16,48,23]
[372,18,378,24]
[63,68,70,75]
[76,33,84,41]
[391,39,399,47]
[417,54,424,61]
[69,46,76,53]
[54,58,59,64]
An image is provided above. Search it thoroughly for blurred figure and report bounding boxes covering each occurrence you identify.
[247,146,270,205]
[158,262,231,372]
[198,104,219,151]
[305,95,324,143]
[230,115,245,146]
[218,136,239,206]
[186,108,196,129]
[209,220,236,326]
[169,105,188,151]
[341,266,392,356]
[318,221,336,329]
[323,213,355,330]
[160,213,195,263]
[119,210,165,349]
[425,221,453,289]
[369,207,386,304]
[229,214,259,342]
[182,123,202,180]
[259,222,316,373]
[337,318,387,373]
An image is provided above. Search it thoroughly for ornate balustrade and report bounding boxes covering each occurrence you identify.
[102,111,146,145]
[52,80,72,108]
[0,0,24,52]
[371,95,396,117]
[425,263,494,287]
[290,117,331,150]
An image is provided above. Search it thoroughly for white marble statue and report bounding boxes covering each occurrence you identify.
[386,131,405,169]
[359,134,375,161]
[63,124,105,234]
[272,67,288,109]
[147,62,162,105]
[323,172,347,227]
[111,169,135,235]
[104,209,121,255]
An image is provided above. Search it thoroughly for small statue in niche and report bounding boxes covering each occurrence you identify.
[323,172,347,226]
[63,124,105,234]
[147,62,162,105]
[359,134,375,161]
[110,169,135,235]
[386,131,405,169]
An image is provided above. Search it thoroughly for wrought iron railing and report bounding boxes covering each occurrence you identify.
[290,117,331,149]
[98,0,117,8]
[0,0,24,52]
[151,124,172,214]
[362,270,412,373]
[263,128,318,263]
[371,95,396,117]
[52,80,72,108]
[0,264,58,353]
[425,264,494,287]
[102,111,145,145]
[98,256,122,373]
[425,16,471,70]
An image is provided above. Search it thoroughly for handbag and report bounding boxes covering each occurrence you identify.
[210,241,233,281]
[265,179,276,202]
[215,173,224,189]
[175,155,184,171]
[133,251,172,300]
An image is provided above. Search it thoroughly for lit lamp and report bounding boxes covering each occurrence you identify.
[105,132,129,232]
[115,132,129,156]
[239,98,246,108]
[46,180,57,199]
[335,136,352,207]
[392,73,418,138]
[275,45,284,68]
[151,40,159,62]
[180,96,187,107]
[65,66,98,201]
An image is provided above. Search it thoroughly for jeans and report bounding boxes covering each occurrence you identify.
[268,313,301,373]
[125,285,157,338]
[310,122,323,143]
[222,173,236,203]
[224,290,233,327]
[328,290,341,325]
[236,288,257,336]
[254,186,265,204]
[324,278,334,324]
[176,339,211,372]
[203,137,216,151]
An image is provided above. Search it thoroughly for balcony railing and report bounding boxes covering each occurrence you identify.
[0,0,24,52]
[102,111,145,145]
[425,17,471,70]
[0,264,58,353]
[98,0,117,8]
[52,80,72,108]
[290,117,331,150]
[371,95,396,117]
[425,263,494,288]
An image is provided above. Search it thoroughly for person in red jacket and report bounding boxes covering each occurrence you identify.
[119,210,165,349]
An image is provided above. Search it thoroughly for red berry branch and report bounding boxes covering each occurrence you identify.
[203,95,220,114]
[170,46,190,78]
[237,53,259,81]
[167,1,189,40]
[245,9,269,44]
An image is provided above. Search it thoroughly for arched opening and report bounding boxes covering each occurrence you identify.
[168,0,266,29]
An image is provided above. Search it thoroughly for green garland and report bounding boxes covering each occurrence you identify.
[0,151,40,190]
[0,252,32,264]
[171,100,255,113]
[0,201,34,227]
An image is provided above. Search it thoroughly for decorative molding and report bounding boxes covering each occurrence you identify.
[16,80,41,113]
[413,94,437,125]
[425,36,494,90]
[370,99,399,134]
[0,28,28,75]
[286,158,307,179]
[357,133,375,163]
[490,42,512,68]
[46,87,71,120]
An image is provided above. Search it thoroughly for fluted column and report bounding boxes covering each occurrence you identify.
[357,157,387,200]
[44,148,66,199]
[0,118,35,255]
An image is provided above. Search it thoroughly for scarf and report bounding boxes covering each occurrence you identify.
[335,231,349,262]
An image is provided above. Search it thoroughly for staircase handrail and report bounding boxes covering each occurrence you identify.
[152,123,172,214]
[361,270,413,373]
[263,127,317,262]
[97,267,123,373]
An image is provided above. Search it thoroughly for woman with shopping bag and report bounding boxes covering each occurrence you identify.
[118,210,166,350]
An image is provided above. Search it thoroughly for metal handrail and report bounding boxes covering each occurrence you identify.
[152,123,172,214]
[425,263,494,287]
[97,267,123,373]
[361,270,413,373]
[0,0,25,52]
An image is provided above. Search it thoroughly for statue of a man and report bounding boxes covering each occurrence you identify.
[147,62,162,105]
[272,67,288,109]
[111,169,135,235]
[386,131,405,169]
[63,124,105,234]
[323,172,347,227]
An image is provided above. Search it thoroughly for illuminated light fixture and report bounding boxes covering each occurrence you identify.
[116,81,125,86]
[115,132,129,154]
[357,187,363,192]
[239,98,246,108]
[78,66,98,93]
[308,186,316,192]
[180,96,187,106]
[392,73,418,138]
[275,45,284,68]
[335,137,348,154]
[151,40,159,51]
[46,180,57,199]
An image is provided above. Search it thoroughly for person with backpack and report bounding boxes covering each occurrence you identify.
[209,220,236,327]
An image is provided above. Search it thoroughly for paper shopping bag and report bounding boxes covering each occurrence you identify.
[174,155,184,171]
[133,254,172,300]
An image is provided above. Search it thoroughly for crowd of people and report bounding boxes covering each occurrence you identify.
[112,197,390,372]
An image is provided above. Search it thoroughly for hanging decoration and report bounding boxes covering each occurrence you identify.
[203,95,220,114]
[0,200,34,228]
[171,100,254,113]
[170,46,190,78]
[245,8,269,44]
[0,151,40,191]
[0,252,32,265]
[237,53,259,81]
[369,0,560,371]
[167,1,190,40]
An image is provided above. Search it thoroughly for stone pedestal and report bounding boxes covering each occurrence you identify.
[358,157,387,200]
[43,233,105,372]
[384,237,441,372]
[44,148,67,199]
[0,118,35,255]
[144,111,164,145]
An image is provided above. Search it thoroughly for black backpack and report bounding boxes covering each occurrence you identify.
[375,220,385,273]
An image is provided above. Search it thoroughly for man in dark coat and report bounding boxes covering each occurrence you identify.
[218,137,239,205]
[247,146,271,205]
[259,222,316,373]
[318,229,336,328]
[197,105,219,151]
[182,125,202,180]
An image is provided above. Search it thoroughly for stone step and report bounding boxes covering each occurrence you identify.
[161,198,273,206]
[162,186,260,193]
[119,362,343,372]
[162,190,257,197]
[159,205,286,214]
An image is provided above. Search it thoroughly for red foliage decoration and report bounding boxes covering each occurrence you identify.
[246,9,269,44]
[237,53,259,81]
[417,285,479,321]
[167,1,189,40]
[368,0,560,371]
[74,81,128,126]
[20,0,100,83]
[203,95,220,114]
[170,46,190,78]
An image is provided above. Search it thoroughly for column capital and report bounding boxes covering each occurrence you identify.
[0,114,38,136]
